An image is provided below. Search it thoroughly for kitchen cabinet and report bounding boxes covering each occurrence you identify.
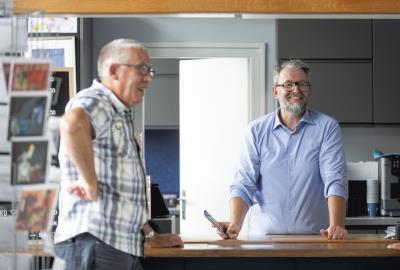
[145,59,179,129]
[307,61,372,123]
[278,19,371,59]
[277,19,400,125]
[373,20,400,124]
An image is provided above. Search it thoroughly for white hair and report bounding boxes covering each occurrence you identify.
[97,38,148,81]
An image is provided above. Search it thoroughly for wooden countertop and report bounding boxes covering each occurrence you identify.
[145,234,400,257]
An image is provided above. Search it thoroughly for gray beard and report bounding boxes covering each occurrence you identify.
[280,99,307,115]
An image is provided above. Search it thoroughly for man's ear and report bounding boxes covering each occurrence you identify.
[272,85,278,98]
[109,64,120,80]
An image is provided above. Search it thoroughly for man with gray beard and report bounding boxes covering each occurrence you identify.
[216,59,348,240]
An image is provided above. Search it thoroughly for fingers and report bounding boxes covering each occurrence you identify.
[67,180,97,201]
[331,227,347,240]
[320,229,328,239]
[226,228,239,239]
[169,235,184,247]
[387,243,400,250]
[67,185,88,200]
[145,234,184,248]
[321,226,347,240]
[213,222,230,239]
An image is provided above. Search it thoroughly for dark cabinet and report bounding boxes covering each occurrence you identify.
[373,20,400,124]
[277,19,400,124]
[307,62,372,123]
[278,20,372,59]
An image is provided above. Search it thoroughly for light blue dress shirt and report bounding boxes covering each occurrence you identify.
[230,109,347,235]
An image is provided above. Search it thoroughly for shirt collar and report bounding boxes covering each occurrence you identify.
[92,79,130,114]
[272,108,314,130]
[300,109,314,125]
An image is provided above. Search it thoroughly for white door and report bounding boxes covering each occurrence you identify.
[180,58,250,239]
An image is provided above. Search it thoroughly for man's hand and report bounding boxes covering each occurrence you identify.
[215,221,242,239]
[387,243,400,250]
[145,234,183,248]
[67,177,98,201]
[320,225,347,240]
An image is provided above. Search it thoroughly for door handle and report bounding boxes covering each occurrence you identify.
[178,190,186,220]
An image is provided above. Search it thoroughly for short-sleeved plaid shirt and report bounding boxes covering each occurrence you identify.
[55,80,148,256]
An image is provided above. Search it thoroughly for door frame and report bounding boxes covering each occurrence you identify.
[142,43,265,236]
[137,42,266,129]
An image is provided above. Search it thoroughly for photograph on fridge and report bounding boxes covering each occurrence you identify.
[7,92,50,138]
[15,185,58,232]
[9,58,51,91]
[11,138,49,185]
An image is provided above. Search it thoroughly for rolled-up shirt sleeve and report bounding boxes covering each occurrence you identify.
[67,96,111,140]
[230,125,261,207]
[319,119,348,200]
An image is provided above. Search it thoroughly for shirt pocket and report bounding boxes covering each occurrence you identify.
[110,118,135,158]
[299,140,321,164]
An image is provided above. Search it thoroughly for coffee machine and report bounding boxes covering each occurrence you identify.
[379,155,400,216]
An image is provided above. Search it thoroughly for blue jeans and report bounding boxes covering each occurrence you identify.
[55,233,143,270]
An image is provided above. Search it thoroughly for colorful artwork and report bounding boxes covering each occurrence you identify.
[16,187,58,232]
[11,140,48,185]
[8,95,49,138]
[11,62,50,91]
[32,49,65,67]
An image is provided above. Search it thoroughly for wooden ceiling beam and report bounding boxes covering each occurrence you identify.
[13,0,400,15]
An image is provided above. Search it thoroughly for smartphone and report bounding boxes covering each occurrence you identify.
[204,210,229,238]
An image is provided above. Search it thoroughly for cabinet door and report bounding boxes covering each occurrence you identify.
[307,62,372,124]
[145,59,179,129]
[278,20,372,59]
[145,76,179,128]
[373,20,400,124]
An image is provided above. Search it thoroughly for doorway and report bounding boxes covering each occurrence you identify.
[141,43,265,237]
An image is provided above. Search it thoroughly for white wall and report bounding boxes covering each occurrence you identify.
[342,127,400,161]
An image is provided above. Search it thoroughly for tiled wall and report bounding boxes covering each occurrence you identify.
[144,129,179,196]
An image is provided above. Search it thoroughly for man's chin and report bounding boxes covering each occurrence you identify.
[284,104,306,115]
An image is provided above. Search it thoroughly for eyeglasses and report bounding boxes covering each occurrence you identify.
[275,81,310,91]
[119,63,155,77]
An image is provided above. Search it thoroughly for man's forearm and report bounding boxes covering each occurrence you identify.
[327,195,346,227]
[60,108,97,185]
[230,197,249,226]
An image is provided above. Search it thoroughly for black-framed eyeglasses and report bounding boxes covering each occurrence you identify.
[275,81,310,91]
[119,63,155,77]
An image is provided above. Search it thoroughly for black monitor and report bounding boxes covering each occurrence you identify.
[151,183,170,218]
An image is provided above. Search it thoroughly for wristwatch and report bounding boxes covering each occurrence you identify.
[144,223,157,239]
[145,229,155,239]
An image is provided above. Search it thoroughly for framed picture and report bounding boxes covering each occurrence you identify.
[27,36,76,96]
[11,138,49,185]
[7,92,50,138]
[50,67,75,116]
[27,36,75,70]
[16,185,58,232]
[9,58,51,92]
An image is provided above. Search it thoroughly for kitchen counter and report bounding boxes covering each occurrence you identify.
[145,234,400,257]
[142,234,400,270]
[346,216,400,226]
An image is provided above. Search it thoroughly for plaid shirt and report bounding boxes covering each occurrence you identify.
[55,80,148,256]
